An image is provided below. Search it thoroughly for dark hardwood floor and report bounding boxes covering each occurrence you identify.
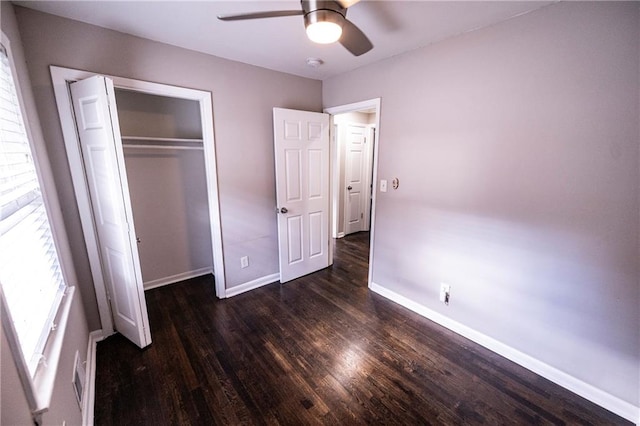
[95,232,629,425]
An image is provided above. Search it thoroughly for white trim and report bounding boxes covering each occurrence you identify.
[325,98,381,288]
[83,330,104,426]
[363,125,376,232]
[369,282,640,424]
[329,122,337,263]
[336,232,346,239]
[50,65,227,335]
[32,287,75,418]
[330,122,340,240]
[225,273,280,298]
[143,268,213,290]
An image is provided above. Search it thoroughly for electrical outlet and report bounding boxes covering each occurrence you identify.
[240,256,249,269]
[439,283,451,305]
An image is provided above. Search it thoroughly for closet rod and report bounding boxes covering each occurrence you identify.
[122,144,204,151]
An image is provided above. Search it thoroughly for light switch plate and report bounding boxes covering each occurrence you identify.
[380,179,387,192]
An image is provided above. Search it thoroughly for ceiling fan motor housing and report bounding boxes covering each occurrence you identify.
[302,0,347,30]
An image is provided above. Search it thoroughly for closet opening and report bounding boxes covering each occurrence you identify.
[115,89,214,290]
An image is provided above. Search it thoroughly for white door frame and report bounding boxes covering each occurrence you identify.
[325,98,381,287]
[363,125,376,232]
[331,123,341,239]
[50,66,226,335]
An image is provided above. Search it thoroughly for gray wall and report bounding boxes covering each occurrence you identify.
[115,90,203,139]
[14,6,323,328]
[1,327,33,426]
[324,2,639,405]
[123,147,213,286]
[1,3,90,424]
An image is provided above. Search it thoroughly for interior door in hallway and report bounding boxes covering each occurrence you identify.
[344,124,367,235]
[273,108,330,283]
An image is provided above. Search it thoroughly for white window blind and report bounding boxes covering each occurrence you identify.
[0,42,66,377]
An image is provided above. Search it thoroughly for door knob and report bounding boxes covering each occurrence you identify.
[280,207,288,214]
[347,185,353,190]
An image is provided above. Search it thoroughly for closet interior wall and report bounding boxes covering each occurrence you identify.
[114,89,213,289]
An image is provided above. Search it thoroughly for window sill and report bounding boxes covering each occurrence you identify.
[31,286,76,420]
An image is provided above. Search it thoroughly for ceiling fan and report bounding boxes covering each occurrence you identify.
[217,0,373,56]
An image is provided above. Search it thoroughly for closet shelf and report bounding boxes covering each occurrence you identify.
[123,144,203,151]
[121,136,203,143]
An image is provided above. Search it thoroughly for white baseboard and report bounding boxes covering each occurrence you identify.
[369,282,640,424]
[83,330,105,426]
[336,232,345,239]
[225,273,280,298]
[143,267,213,290]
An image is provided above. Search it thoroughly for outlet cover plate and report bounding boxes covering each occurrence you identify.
[439,283,450,303]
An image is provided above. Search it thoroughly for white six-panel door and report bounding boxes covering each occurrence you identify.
[344,124,367,235]
[70,76,151,348]
[273,108,330,283]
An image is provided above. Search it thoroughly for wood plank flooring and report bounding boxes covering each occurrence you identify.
[94,232,630,425]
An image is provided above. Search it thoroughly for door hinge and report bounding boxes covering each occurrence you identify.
[361,212,364,219]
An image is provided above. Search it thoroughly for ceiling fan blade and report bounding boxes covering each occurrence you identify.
[217,10,303,21]
[336,0,361,8]
[340,19,373,56]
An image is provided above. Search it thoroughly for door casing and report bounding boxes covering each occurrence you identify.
[51,66,226,336]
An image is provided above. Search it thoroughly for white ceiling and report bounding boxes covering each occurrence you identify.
[14,1,555,80]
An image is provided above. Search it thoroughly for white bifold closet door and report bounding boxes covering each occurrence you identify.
[70,76,151,348]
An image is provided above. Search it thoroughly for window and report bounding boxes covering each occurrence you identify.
[0,40,66,378]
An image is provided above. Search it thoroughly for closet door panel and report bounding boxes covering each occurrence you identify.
[70,76,151,348]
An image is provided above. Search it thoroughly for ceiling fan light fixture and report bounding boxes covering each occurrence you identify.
[304,10,344,44]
